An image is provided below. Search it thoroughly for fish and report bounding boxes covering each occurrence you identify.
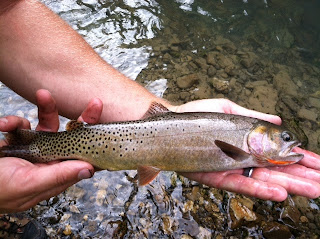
[0,102,304,185]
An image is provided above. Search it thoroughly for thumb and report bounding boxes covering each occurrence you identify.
[8,161,94,212]
[30,161,94,193]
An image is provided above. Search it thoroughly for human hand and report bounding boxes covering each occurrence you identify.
[0,89,103,213]
[173,99,320,201]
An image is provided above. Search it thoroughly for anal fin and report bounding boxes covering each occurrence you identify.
[137,166,161,186]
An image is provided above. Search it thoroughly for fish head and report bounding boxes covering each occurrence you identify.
[247,124,304,166]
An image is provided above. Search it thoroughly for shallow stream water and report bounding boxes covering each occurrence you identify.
[1,0,320,238]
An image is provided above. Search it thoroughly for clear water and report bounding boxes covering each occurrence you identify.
[1,0,320,238]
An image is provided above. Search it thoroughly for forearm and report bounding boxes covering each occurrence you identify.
[0,0,167,122]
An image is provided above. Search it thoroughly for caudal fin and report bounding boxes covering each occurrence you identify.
[0,129,40,158]
[3,129,40,145]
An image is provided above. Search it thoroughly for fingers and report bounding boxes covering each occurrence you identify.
[252,168,320,199]
[294,147,320,170]
[181,171,288,201]
[222,99,282,125]
[77,98,103,124]
[269,164,320,183]
[0,115,31,131]
[175,99,282,125]
[35,89,59,132]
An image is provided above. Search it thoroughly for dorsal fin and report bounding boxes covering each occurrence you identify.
[66,120,84,131]
[214,140,250,161]
[142,102,171,119]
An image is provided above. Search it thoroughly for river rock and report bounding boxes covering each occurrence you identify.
[224,65,237,76]
[291,196,310,214]
[280,205,301,227]
[229,198,257,229]
[210,77,229,94]
[245,80,269,89]
[176,74,199,89]
[274,28,294,48]
[63,224,72,236]
[248,84,278,114]
[207,65,217,77]
[194,57,209,70]
[216,54,234,69]
[309,97,320,109]
[223,42,237,53]
[261,221,292,239]
[297,107,318,122]
[239,52,257,69]
[273,70,299,96]
[206,51,219,66]
[281,95,300,112]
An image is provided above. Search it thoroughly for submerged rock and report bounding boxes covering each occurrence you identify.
[248,84,278,114]
[210,77,230,94]
[273,70,299,96]
[229,198,257,229]
[280,205,301,227]
[261,221,292,239]
[298,107,318,122]
[176,74,199,89]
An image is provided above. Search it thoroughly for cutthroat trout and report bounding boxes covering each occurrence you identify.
[0,103,303,185]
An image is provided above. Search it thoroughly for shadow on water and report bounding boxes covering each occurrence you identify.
[0,0,320,238]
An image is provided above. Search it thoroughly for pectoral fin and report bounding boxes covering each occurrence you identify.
[214,140,250,161]
[137,166,161,186]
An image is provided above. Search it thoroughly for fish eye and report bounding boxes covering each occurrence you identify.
[281,131,292,142]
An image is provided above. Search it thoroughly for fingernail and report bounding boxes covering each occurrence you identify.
[0,118,8,127]
[78,169,94,180]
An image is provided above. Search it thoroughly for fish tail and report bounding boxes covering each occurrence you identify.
[3,129,40,145]
[0,129,41,160]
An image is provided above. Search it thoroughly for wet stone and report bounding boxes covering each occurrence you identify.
[176,74,199,89]
[261,222,292,239]
[245,80,268,89]
[210,77,230,94]
[229,198,257,229]
[297,107,318,122]
[280,205,301,227]
[248,84,278,114]
[281,95,300,112]
[273,70,299,96]
[309,97,320,109]
[207,65,217,77]
[206,51,219,66]
[216,55,234,69]
[194,57,209,70]
[300,216,308,223]
[291,196,310,213]
[63,224,72,236]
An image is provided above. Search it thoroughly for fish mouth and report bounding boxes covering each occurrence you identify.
[266,141,304,165]
[279,141,301,158]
